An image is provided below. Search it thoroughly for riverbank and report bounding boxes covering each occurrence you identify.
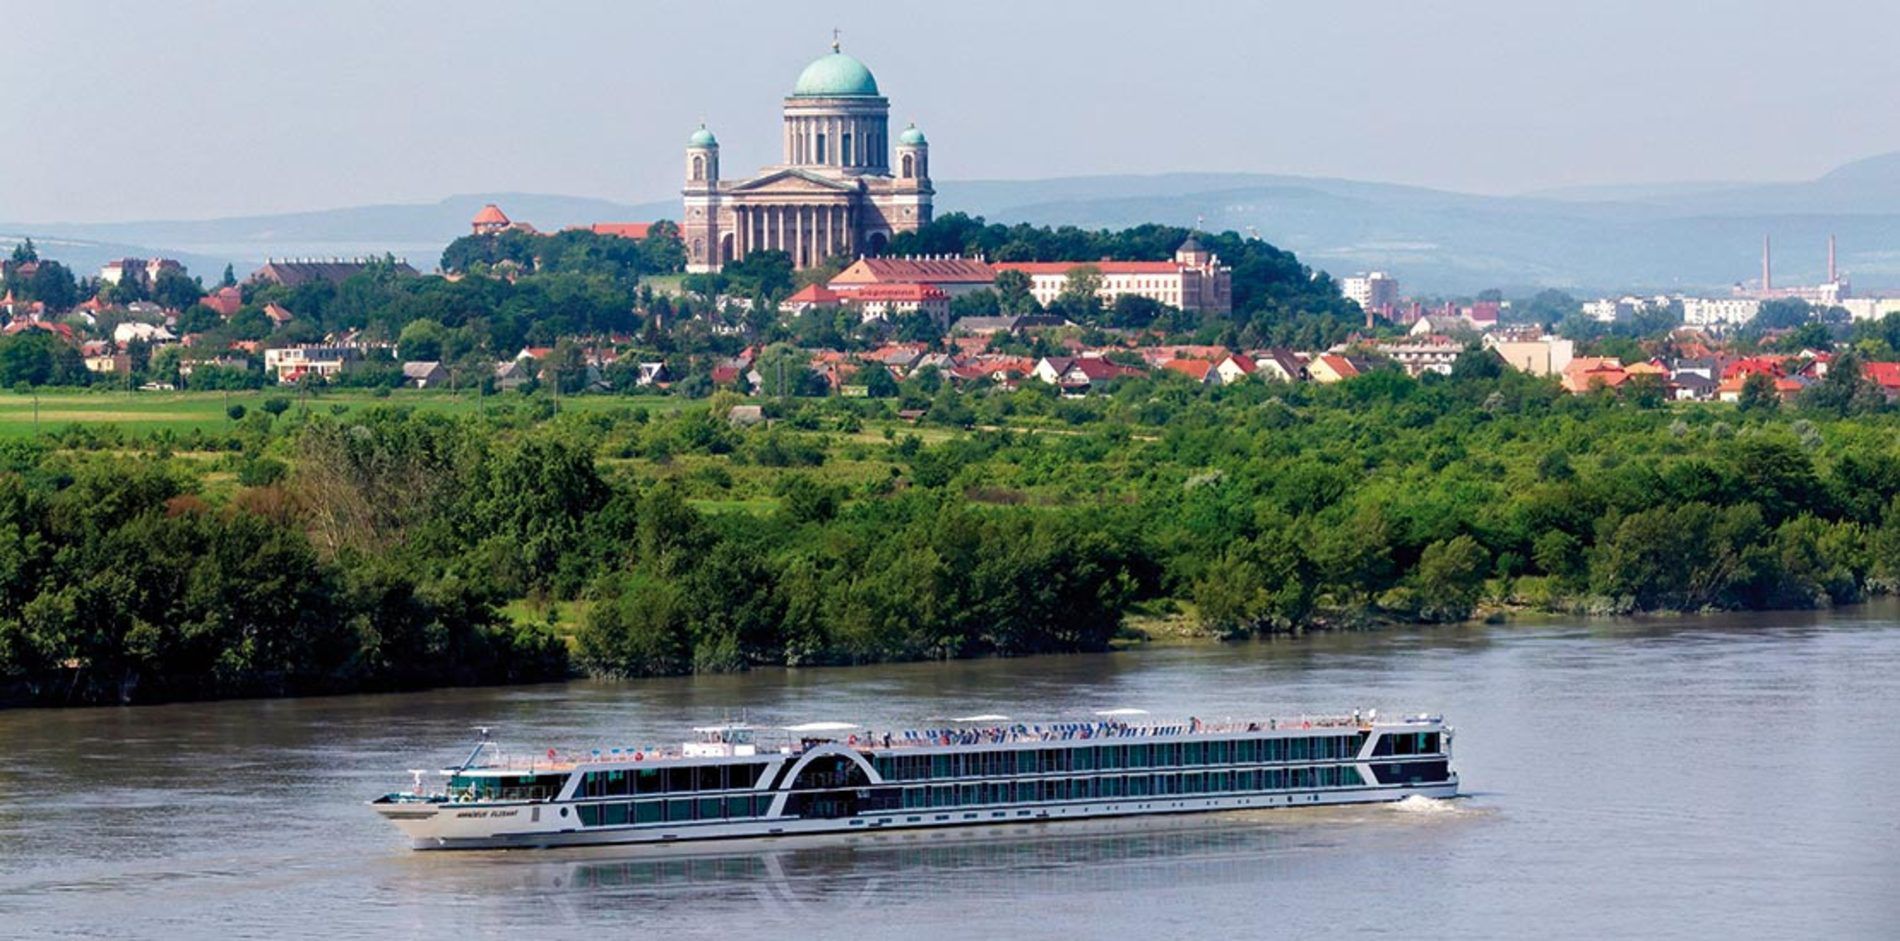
[8,370,1900,706]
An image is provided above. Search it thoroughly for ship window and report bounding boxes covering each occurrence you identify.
[960,784,980,806]
[578,804,601,826]
[731,763,764,789]
[699,797,724,820]
[932,755,952,778]
[1183,742,1203,765]
[1016,782,1036,802]
[601,802,630,826]
[696,766,723,792]
[636,800,662,824]
[1128,745,1149,768]
[667,798,693,822]
[1208,740,1229,764]
[1072,748,1094,772]
[635,768,663,794]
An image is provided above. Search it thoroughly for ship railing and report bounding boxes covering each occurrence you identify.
[854,715,1377,750]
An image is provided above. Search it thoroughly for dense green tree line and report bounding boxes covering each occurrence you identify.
[11,355,1900,705]
[885,214,1368,347]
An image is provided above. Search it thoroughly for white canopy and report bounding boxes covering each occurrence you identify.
[950,714,1011,723]
[783,721,860,733]
[1094,708,1150,717]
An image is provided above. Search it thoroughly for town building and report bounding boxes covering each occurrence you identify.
[263,344,362,384]
[250,258,418,288]
[683,42,933,272]
[1484,334,1575,377]
[99,257,183,287]
[1340,271,1398,315]
[828,255,995,297]
[992,237,1232,315]
[1680,297,1760,328]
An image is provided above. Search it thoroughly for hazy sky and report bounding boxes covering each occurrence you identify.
[7,0,1899,223]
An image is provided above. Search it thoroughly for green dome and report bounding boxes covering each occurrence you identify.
[792,52,880,97]
[687,125,717,147]
[897,123,927,146]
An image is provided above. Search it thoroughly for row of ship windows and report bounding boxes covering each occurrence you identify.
[569,762,1451,828]
[577,763,769,799]
[872,734,1385,782]
[578,794,774,827]
[896,766,1368,808]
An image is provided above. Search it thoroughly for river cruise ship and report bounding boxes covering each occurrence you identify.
[371,710,1457,850]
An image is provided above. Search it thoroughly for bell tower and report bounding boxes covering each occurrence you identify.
[683,125,723,273]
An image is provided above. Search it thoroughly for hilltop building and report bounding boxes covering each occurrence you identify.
[1340,271,1398,315]
[683,41,933,273]
[249,258,419,288]
[993,237,1232,315]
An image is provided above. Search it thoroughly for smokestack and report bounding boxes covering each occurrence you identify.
[1762,234,1772,292]
[1828,234,1838,284]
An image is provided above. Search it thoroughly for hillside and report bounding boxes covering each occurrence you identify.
[9,152,1900,295]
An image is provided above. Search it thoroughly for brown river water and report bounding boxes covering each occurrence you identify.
[3,606,1898,939]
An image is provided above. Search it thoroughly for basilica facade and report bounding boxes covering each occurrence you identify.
[682,44,933,273]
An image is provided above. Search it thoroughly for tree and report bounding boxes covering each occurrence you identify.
[397,318,447,361]
[993,269,1036,314]
[1408,535,1490,622]
[221,264,237,288]
[755,343,816,397]
[22,261,78,311]
[9,238,37,264]
[1054,265,1104,321]
[1799,351,1881,417]
[863,364,900,398]
[150,270,205,312]
[1738,372,1780,414]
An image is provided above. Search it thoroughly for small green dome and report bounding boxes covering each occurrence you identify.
[897,123,927,146]
[687,125,717,148]
[792,52,880,97]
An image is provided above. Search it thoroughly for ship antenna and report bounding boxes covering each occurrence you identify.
[454,727,493,775]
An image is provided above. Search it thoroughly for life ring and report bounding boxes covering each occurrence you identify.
[634,751,643,761]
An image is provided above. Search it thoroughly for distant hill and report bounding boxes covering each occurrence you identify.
[9,153,1900,295]
[0,193,673,283]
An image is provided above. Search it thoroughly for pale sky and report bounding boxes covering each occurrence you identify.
[6,0,1897,223]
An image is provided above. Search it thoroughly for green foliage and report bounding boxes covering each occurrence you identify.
[885,214,1365,347]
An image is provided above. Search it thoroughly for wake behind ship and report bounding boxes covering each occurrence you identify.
[371,710,1457,850]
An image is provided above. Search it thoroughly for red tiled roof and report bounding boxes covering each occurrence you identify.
[1863,362,1900,389]
[589,222,651,239]
[473,204,510,225]
[995,261,1184,276]
[1162,358,1214,381]
[832,257,996,286]
[787,283,843,305]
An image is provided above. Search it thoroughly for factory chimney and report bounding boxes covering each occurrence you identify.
[1762,234,1772,293]
[1827,234,1838,284]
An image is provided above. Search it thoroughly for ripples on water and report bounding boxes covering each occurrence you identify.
[3,607,1899,939]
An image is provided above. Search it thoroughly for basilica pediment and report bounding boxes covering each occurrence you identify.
[728,167,861,194]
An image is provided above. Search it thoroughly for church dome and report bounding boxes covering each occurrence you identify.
[792,52,881,97]
[687,125,717,147]
[897,123,927,146]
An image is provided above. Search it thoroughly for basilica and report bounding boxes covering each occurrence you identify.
[682,43,933,273]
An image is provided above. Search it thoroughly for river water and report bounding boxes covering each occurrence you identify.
[3,607,1898,939]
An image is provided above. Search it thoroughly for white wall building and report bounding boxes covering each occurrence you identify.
[1680,297,1761,327]
[1340,271,1399,313]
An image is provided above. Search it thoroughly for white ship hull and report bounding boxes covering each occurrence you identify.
[377,779,1459,851]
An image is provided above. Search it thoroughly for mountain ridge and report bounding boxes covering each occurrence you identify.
[8,152,1900,296]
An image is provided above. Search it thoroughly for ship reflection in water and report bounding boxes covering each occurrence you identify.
[401,800,1478,917]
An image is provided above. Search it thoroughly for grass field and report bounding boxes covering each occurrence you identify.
[0,389,694,438]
